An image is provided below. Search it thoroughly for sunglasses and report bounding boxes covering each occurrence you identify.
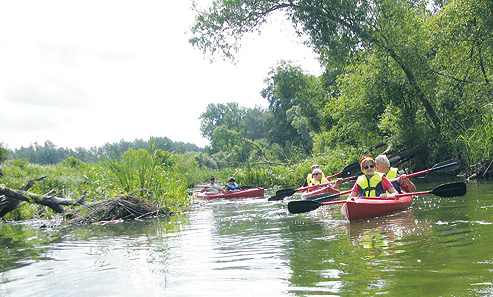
[313,173,321,176]
[363,164,375,170]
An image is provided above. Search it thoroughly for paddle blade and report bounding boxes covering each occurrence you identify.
[306,192,341,202]
[340,162,360,177]
[288,200,323,214]
[268,189,296,201]
[431,182,467,197]
[275,188,295,196]
[268,194,285,201]
[430,159,460,173]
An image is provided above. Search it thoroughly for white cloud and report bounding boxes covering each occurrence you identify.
[0,0,322,150]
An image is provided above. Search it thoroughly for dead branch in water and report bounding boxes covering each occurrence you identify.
[0,178,166,224]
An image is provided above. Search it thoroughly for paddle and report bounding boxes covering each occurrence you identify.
[267,162,359,201]
[287,182,467,214]
[406,159,460,178]
[305,189,352,202]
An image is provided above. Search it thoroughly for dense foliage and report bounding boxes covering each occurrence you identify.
[190,0,492,174]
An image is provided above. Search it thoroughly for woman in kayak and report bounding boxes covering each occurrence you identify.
[309,168,329,186]
[375,154,416,193]
[223,177,241,192]
[348,156,398,199]
[303,164,326,187]
[309,168,342,189]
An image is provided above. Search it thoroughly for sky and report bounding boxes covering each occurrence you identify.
[0,0,323,150]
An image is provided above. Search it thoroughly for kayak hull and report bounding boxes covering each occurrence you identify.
[301,185,339,200]
[195,187,264,199]
[341,195,413,221]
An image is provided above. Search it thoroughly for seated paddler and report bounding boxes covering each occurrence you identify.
[223,177,241,192]
[348,156,398,199]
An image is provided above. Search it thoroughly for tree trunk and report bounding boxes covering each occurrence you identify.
[0,184,83,216]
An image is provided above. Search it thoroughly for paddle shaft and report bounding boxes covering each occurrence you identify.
[402,159,459,178]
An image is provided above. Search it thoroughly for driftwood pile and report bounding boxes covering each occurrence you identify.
[66,193,160,225]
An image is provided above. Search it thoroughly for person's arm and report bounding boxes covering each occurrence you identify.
[348,183,359,199]
[379,177,398,198]
[398,174,416,192]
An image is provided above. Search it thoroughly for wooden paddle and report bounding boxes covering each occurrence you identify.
[267,162,360,201]
[287,182,467,214]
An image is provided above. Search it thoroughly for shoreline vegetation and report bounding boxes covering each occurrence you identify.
[0,138,490,223]
[2,0,492,223]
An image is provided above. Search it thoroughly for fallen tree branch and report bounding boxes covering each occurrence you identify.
[0,176,49,217]
[0,185,82,214]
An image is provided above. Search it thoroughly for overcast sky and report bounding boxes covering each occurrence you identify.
[0,0,322,150]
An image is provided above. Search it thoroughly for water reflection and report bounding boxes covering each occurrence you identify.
[346,210,432,260]
[0,182,492,296]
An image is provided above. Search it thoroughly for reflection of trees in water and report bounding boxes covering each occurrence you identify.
[0,215,188,274]
[346,210,432,260]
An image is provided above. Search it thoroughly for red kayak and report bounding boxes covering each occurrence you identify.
[341,195,413,221]
[194,187,264,199]
[301,185,339,200]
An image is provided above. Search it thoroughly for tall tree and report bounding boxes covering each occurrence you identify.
[261,61,312,152]
[199,102,246,141]
[190,0,442,133]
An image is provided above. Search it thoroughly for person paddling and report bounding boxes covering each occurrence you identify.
[223,177,241,192]
[309,168,329,186]
[200,176,222,194]
[348,156,398,199]
[303,164,326,187]
[375,154,416,193]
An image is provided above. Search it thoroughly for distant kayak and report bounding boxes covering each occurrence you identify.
[301,185,339,200]
[194,187,265,200]
[341,195,413,221]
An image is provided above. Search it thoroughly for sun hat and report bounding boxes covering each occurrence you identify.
[228,177,235,182]
[359,156,376,169]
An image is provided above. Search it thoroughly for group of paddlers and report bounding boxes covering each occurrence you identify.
[306,155,416,199]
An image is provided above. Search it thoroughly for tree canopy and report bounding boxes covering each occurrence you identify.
[190,0,493,169]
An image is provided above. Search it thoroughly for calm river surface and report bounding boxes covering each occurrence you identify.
[1,179,492,296]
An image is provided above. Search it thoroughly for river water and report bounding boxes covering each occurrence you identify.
[1,179,492,296]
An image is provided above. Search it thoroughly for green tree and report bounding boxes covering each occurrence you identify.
[0,144,8,163]
[199,102,247,141]
[190,0,442,132]
[261,61,313,153]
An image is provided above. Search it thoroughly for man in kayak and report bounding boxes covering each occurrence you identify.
[348,156,398,199]
[375,154,416,193]
[223,177,241,192]
[200,176,223,194]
